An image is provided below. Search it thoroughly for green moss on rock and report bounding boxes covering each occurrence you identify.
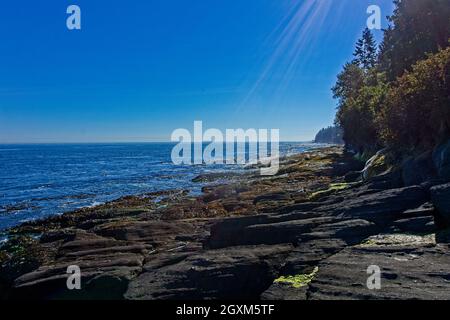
[308,183,351,200]
[274,267,319,288]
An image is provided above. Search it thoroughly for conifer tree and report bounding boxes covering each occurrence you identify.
[353,28,377,70]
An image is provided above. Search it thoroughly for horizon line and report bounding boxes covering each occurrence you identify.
[0,140,316,145]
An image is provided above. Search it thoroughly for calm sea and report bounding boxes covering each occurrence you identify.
[0,142,320,231]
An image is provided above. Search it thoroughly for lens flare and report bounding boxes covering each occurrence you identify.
[240,0,342,110]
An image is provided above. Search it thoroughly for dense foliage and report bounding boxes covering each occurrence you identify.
[379,0,450,81]
[314,126,344,144]
[381,47,450,150]
[333,0,450,155]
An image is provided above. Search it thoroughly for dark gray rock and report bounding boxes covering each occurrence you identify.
[402,202,436,218]
[275,198,342,215]
[280,238,348,276]
[208,185,428,249]
[308,239,450,300]
[299,219,379,245]
[365,169,403,190]
[125,245,292,300]
[433,139,450,181]
[9,228,153,299]
[345,171,362,183]
[393,216,436,233]
[402,151,437,186]
[92,220,195,245]
[420,179,448,191]
[391,202,438,233]
[261,281,309,300]
[12,255,144,299]
[253,192,291,204]
[207,216,334,249]
[431,183,450,225]
[318,186,428,225]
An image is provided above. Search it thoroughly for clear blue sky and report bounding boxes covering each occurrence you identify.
[0,0,394,143]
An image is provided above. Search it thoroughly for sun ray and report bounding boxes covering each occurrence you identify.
[237,0,346,114]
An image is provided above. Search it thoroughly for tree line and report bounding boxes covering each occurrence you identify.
[314,126,344,144]
[333,0,450,157]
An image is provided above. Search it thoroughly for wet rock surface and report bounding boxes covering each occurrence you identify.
[2,146,450,300]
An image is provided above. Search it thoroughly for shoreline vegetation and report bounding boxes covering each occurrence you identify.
[333,0,450,158]
[2,145,450,300]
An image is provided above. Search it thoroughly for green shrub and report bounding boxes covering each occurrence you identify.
[380,47,450,150]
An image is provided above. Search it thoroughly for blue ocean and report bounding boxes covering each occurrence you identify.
[0,142,319,231]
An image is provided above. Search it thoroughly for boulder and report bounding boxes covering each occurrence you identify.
[402,151,437,186]
[433,139,450,182]
[430,183,450,225]
[365,170,403,190]
[362,149,390,181]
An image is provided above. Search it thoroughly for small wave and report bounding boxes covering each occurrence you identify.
[0,236,8,245]
[32,193,95,202]
[86,201,104,208]
[0,202,40,214]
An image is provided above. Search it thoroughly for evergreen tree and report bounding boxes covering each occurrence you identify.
[332,0,450,154]
[353,28,377,70]
[379,0,450,81]
[314,126,344,144]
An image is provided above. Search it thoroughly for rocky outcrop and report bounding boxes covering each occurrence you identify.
[307,234,450,300]
[125,245,292,300]
[12,230,147,299]
[206,185,427,249]
[1,146,450,300]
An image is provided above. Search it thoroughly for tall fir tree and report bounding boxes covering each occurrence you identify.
[353,28,377,70]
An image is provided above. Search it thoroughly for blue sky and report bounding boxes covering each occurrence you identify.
[0,0,394,143]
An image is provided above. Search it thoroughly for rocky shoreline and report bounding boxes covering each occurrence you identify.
[1,146,450,300]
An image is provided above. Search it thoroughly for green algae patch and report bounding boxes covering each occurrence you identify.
[329,183,351,190]
[274,267,319,288]
[358,238,378,247]
[308,182,351,201]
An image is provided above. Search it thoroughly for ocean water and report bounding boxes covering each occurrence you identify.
[0,142,320,231]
